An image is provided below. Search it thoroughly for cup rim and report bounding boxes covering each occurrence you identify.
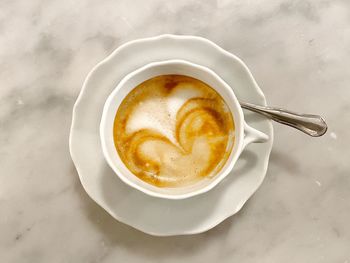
[100,59,246,199]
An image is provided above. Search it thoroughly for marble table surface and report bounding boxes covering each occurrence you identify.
[1,0,349,262]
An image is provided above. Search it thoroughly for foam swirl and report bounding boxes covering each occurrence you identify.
[114,75,235,187]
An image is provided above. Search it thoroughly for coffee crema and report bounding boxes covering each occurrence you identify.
[113,75,235,188]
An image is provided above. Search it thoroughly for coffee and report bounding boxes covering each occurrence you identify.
[113,75,235,188]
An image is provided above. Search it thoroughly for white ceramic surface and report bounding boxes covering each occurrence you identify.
[70,35,273,235]
[100,59,268,199]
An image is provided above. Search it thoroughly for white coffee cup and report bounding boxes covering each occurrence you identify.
[100,60,268,199]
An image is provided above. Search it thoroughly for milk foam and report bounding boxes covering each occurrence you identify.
[125,84,202,145]
[114,75,235,188]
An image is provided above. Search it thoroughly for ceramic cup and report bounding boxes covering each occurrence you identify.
[100,60,268,199]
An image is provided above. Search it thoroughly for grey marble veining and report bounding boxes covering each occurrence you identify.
[1,0,349,262]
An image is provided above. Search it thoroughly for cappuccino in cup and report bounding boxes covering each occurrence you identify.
[113,75,235,188]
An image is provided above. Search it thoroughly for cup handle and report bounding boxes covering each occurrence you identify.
[242,122,269,150]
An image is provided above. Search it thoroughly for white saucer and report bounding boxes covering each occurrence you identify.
[69,35,273,236]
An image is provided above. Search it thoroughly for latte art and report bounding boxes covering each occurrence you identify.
[114,75,235,187]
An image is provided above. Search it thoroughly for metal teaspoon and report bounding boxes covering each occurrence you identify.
[240,101,328,137]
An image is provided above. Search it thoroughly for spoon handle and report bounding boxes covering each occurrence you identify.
[240,101,328,137]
